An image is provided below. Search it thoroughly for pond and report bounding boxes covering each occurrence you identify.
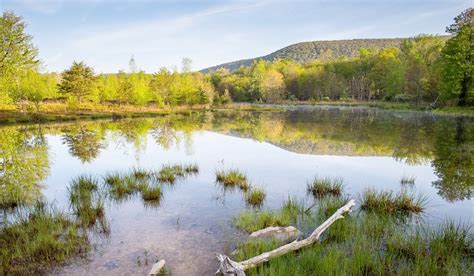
[1,106,473,275]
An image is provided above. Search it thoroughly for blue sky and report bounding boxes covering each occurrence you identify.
[2,0,471,73]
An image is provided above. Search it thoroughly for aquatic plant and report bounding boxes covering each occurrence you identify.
[131,167,152,180]
[140,184,162,201]
[307,177,343,198]
[235,198,304,232]
[68,175,107,231]
[0,202,89,275]
[245,188,267,207]
[103,173,136,199]
[215,169,249,191]
[232,197,473,275]
[157,165,177,183]
[360,188,426,216]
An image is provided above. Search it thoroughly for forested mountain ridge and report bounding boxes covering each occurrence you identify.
[201,38,447,72]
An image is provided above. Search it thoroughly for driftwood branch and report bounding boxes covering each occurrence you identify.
[216,199,356,275]
[149,259,166,275]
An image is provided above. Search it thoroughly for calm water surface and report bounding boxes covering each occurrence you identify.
[1,106,473,275]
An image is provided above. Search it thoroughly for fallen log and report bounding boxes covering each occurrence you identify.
[149,259,166,275]
[216,199,356,275]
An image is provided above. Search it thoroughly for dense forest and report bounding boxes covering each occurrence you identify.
[201,38,416,73]
[0,8,472,113]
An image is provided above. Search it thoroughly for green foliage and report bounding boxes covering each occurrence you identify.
[440,8,473,106]
[245,187,266,207]
[58,61,97,103]
[215,169,250,191]
[0,202,89,275]
[233,198,473,275]
[360,188,426,216]
[234,198,303,232]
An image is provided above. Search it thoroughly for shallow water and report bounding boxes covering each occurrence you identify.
[1,106,473,275]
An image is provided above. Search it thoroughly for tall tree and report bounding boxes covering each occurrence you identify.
[441,8,473,106]
[59,61,96,103]
[0,11,39,77]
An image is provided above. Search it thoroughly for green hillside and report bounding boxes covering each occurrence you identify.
[202,38,415,72]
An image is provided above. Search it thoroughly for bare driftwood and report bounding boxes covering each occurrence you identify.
[216,199,356,275]
[149,259,166,275]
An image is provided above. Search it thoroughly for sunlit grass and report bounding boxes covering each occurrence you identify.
[235,198,304,233]
[360,188,426,216]
[232,195,473,275]
[307,177,343,198]
[68,175,108,232]
[215,169,249,191]
[140,184,162,201]
[245,187,266,207]
[0,202,89,275]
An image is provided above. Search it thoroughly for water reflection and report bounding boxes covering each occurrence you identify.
[0,126,50,209]
[0,107,472,206]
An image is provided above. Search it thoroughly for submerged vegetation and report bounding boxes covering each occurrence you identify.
[307,177,344,198]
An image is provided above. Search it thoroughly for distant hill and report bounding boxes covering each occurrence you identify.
[201,38,408,73]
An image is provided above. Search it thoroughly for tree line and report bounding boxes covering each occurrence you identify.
[0,9,471,112]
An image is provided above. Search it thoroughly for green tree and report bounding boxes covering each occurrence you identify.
[15,70,57,112]
[59,61,97,103]
[0,11,40,104]
[0,11,39,78]
[261,69,286,103]
[441,8,473,106]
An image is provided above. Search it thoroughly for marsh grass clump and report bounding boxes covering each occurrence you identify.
[307,177,343,198]
[184,163,199,174]
[400,175,416,185]
[245,188,266,207]
[0,202,89,275]
[68,175,107,231]
[140,184,162,201]
[103,173,136,199]
[131,167,152,180]
[235,198,304,232]
[360,189,426,216]
[215,169,249,191]
[157,165,177,183]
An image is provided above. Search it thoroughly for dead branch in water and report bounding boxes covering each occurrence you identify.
[216,199,356,275]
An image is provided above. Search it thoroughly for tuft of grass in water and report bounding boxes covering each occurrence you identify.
[215,169,249,191]
[245,188,266,207]
[140,184,162,201]
[0,202,89,275]
[400,175,416,185]
[131,167,152,180]
[184,163,199,174]
[104,172,136,200]
[307,177,343,198]
[360,188,426,216]
[68,175,108,232]
[157,165,177,183]
[235,198,304,233]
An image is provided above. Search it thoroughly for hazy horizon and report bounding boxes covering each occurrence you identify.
[2,0,470,73]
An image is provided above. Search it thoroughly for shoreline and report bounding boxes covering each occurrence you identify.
[0,101,472,125]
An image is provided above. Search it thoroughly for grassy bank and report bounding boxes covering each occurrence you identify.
[231,189,473,275]
[269,100,474,116]
[0,102,280,124]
